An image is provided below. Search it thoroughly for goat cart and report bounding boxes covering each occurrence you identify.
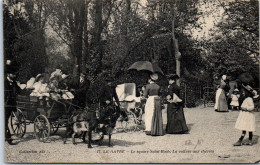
[9,94,83,143]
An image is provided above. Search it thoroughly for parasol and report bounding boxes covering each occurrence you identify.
[128,61,164,75]
[238,72,254,85]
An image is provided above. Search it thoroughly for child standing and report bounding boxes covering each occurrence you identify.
[233,87,256,146]
[230,89,240,110]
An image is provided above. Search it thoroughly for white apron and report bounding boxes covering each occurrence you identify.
[145,96,157,132]
[214,88,222,109]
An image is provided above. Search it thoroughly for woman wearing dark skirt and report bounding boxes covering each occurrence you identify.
[144,73,164,136]
[166,74,188,134]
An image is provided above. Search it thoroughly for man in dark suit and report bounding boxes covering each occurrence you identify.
[69,72,90,108]
[99,77,128,121]
[5,60,20,145]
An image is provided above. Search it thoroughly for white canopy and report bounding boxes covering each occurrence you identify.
[116,83,137,102]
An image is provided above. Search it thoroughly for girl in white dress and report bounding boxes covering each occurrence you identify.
[230,89,240,110]
[233,88,256,146]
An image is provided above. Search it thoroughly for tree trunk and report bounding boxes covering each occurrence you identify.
[67,0,85,83]
[82,0,89,74]
[92,0,103,75]
[120,0,130,73]
[171,3,181,86]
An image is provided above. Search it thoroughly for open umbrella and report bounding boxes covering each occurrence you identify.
[128,61,164,75]
[238,72,254,85]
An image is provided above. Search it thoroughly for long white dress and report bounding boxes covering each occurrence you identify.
[235,97,255,132]
[145,96,157,132]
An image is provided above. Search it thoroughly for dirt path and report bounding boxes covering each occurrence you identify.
[5,107,260,163]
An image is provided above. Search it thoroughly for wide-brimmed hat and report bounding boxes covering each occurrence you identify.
[35,74,44,82]
[166,74,180,80]
[242,84,258,97]
[150,73,158,81]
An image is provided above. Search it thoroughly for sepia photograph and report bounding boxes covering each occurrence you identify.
[3,0,260,163]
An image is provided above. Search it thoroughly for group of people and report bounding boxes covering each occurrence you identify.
[214,74,258,146]
[5,57,258,147]
[142,72,258,148]
[143,73,188,136]
[4,60,92,144]
[21,69,75,106]
[214,74,258,112]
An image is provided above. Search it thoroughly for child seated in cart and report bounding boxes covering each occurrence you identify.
[30,74,51,106]
[48,71,74,101]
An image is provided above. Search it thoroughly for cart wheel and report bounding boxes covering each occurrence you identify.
[120,111,138,132]
[34,115,50,142]
[50,123,59,135]
[10,109,26,138]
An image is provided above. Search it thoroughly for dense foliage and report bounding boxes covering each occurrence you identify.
[205,0,259,87]
[4,0,259,107]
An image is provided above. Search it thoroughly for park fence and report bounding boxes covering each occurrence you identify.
[180,83,204,108]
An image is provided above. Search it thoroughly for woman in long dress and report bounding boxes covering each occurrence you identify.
[166,74,188,134]
[144,73,163,136]
[214,75,229,112]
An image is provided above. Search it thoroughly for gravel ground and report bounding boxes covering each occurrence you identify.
[5,106,260,163]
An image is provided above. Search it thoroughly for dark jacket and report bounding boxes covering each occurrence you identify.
[5,76,20,105]
[168,83,181,98]
[69,76,90,107]
[100,84,120,106]
[69,76,90,93]
[144,83,160,98]
[167,83,184,105]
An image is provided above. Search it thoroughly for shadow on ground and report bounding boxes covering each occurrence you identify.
[242,135,259,145]
[96,138,145,147]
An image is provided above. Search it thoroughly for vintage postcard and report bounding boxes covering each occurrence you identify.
[3,0,259,163]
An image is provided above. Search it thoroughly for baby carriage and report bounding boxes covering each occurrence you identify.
[116,83,145,132]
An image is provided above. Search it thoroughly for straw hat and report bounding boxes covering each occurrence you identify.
[150,73,158,81]
[35,74,44,82]
[242,84,258,98]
